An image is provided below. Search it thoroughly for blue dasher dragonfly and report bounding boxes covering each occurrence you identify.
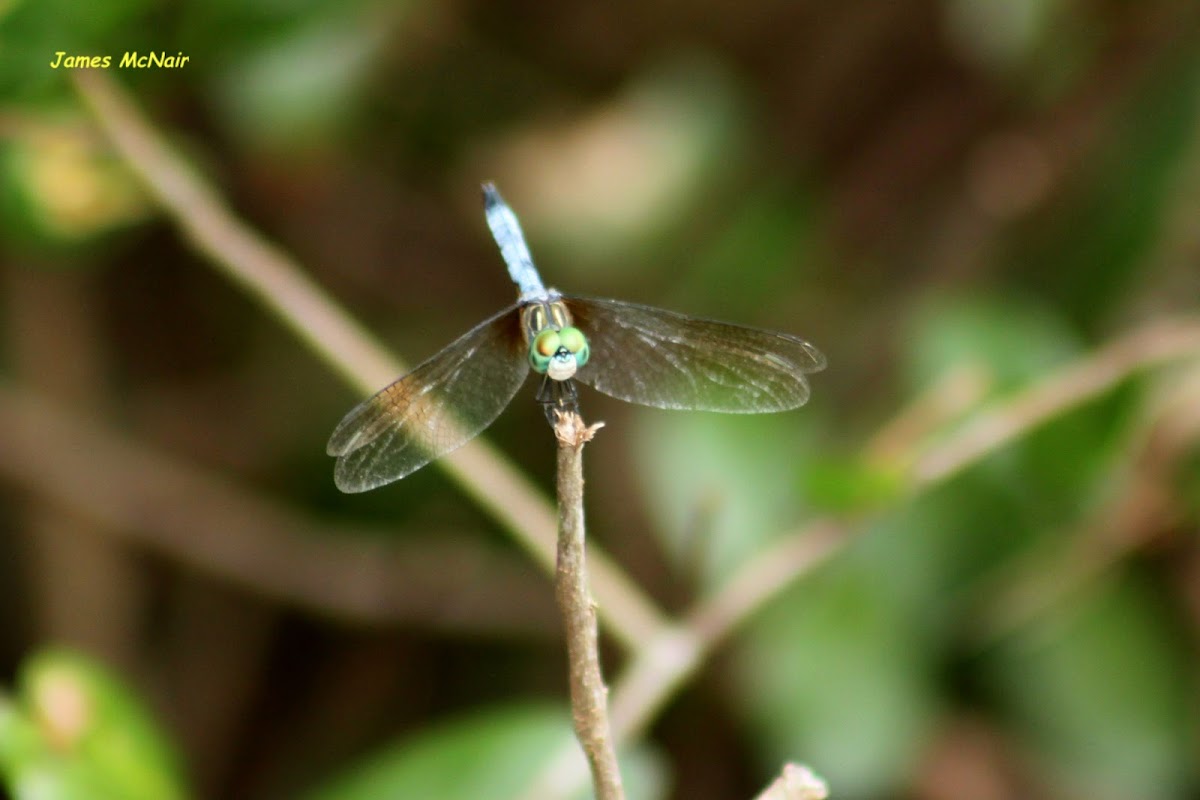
[328,183,825,492]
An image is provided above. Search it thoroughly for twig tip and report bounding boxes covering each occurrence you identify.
[553,410,604,445]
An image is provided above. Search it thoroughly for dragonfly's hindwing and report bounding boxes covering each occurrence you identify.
[327,304,528,491]
[566,296,825,413]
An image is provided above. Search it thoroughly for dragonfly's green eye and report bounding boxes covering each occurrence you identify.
[532,329,559,358]
[530,329,561,373]
[558,326,589,366]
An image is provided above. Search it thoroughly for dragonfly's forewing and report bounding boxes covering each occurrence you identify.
[327,304,528,491]
[566,296,825,413]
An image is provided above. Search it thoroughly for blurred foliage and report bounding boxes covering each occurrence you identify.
[984,577,1193,799]
[305,703,667,800]
[1008,47,1200,329]
[0,115,149,247]
[0,0,153,100]
[734,294,1159,796]
[178,0,404,151]
[0,0,1198,798]
[634,412,820,587]
[0,650,184,800]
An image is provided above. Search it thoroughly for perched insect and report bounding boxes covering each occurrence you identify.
[328,183,825,492]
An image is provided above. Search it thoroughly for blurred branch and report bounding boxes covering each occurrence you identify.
[686,314,1200,700]
[529,314,1200,798]
[0,382,557,636]
[67,69,667,649]
[969,361,1200,644]
[865,363,991,462]
[911,316,1200,484]
[60,63,1200,800]
[4,266,142,672]
[552,413,622,800]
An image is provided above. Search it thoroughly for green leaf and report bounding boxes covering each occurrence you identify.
[733,551,939,797]
[907,294,1141,527]
[0,113,149,249]
[206,13,388,151]
[803,456,906,514]
[304,703,666,800]
[679,180,820,320]
[982,575,1195,798]
[0,692,42,780]
[632,411,820,587]
[1007,49,1200,327]
[905,292,1081,395]
[0,649,186,800]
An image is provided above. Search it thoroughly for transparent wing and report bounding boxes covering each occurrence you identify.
[566,296,825,413]
[327,304,528,491]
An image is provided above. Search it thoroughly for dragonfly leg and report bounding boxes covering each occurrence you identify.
[537,376,580,425]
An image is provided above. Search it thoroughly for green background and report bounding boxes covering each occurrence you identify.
[1,0,1198,797]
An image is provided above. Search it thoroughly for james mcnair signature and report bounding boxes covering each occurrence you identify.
[50,51,190,69]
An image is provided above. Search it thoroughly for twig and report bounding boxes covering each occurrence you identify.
[4,266,141,670]
[753,763,829,800]
[911,317,1200,485]
[62,64,1200,800]
[0,383,557,635]
[607,520,846,746]
[691,320,1200,651]
[528,314,1200,799]
[67,69,667,650]
[968,365,1200,645]
[552,411,623,800]
[685,315,1200,681]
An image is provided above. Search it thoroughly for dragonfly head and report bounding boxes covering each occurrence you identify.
[530,326,590,381]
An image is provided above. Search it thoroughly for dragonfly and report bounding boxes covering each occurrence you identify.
[327,183,825,492]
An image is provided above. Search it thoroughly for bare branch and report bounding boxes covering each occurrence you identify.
[696,316,1200,657]
[552,412,623,800]
[753,763,829,800]
[912,317,1200,484]
[67,69,667,650]
[62,66,1200,800]
[0,383,556,635]
[529,314,1200,799]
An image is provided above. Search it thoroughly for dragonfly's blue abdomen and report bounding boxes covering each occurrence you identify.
[482,182,547,301]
